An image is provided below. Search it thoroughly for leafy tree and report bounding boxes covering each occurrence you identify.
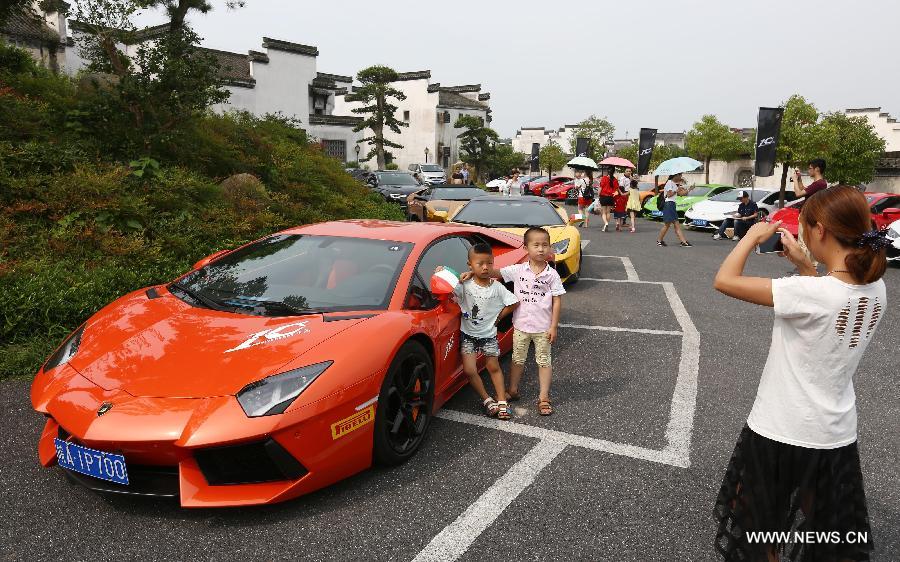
[484,143,526,180]
[539,141,567,178]
[70,0,230,153]
[345,65,407,170]
[817,112,886,186]
[567,115,615,159]
[772,95,819,207]
[685,115,748,183]
[455,114,499,182]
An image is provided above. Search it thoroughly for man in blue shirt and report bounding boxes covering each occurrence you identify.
[713,190,759,241]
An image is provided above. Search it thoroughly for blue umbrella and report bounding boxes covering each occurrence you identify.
[652,157,702,177]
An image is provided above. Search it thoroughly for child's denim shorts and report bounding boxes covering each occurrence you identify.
[460,333,500,357]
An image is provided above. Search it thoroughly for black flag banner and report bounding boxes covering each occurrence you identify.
[530,143,540,173]
[755,107,784,177]
[637,128,657,175]
[575,137,591,158]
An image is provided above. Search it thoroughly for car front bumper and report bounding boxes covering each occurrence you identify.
[33,367,382,507]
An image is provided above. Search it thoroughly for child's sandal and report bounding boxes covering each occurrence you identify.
[483,398,499,418]
[538,399,553,416]
[497,401,511,420]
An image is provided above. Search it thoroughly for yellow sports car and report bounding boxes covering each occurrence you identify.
[405,185,489,223]
[447,195,583,283]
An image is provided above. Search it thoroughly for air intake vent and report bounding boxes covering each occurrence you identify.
[194,439,307,485]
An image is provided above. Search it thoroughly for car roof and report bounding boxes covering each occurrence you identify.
[281,219,516,244]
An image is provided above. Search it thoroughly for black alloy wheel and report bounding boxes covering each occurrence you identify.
[373,341,434,465]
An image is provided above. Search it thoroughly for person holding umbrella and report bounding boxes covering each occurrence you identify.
[652,156,702,247]
[598,167,619,232]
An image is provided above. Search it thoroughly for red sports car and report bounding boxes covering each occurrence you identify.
[543,180,575,201]
[525,176,572,196]
[31,220,528,507]
[770,191,900,236]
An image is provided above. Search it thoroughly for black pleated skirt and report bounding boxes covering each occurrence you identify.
[714,425,874,562]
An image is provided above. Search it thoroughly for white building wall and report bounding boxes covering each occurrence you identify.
[845,108,900,152]
[435,106,489,169]
[212,84,257,115]
[252,49,316,120]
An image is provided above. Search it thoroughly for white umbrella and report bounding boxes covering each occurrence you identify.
[567,156,600,170]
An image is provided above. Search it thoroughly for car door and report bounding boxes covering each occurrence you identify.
[407,236,472,395]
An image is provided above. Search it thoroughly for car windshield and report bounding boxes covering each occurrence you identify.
[527,176,548,183]
[685,186,716,197]
[431,187,487,200]
[175,235,413,314]
[421,165,443,172]
[377,172,419,185]
[709,189,770,202]
[454,199,565,227]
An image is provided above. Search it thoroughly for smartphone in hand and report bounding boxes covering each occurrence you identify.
[757,232,784,254]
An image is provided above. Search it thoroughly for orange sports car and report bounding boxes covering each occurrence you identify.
[32,220,527,507]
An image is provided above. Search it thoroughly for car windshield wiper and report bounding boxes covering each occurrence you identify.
[454,220,495,227]
[169,282,228,311]
[252,300,325,317]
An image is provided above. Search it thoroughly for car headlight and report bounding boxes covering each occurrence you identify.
[389,193,404,199]
[43,325,85,372]
[236,361,332,417]
[552,238,570,255]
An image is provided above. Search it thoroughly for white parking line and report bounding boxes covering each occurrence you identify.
[558,323,683,336]
[582,254,639,282]
[412,439,567,562]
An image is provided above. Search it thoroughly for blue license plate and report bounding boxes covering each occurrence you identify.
[54,438,129,485]
[692,219,709,226]
[651,210,663,217]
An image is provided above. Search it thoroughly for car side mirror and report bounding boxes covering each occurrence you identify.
[192,249,230,270]
[882,208,900,221]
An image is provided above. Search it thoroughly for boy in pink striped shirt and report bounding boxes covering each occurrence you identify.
[461,227,564,415]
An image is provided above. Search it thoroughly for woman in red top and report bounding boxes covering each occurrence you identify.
[598,167,618,232]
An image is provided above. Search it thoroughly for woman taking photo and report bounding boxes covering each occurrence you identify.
[574,170,594,227]
[656,173,691,246]
[712,186,886,562]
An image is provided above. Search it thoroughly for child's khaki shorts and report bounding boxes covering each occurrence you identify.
[512,329,552,367]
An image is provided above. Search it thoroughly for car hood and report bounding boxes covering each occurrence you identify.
[687,200,737,217]
[381,185,423,195]
[68,290,372,398]
[495,225,579,257]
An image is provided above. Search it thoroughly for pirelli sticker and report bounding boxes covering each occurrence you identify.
[331,405,375,440]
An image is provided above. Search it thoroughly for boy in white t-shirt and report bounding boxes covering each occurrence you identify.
[436,243,518,419]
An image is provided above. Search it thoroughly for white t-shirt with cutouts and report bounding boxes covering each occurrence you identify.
[747,275,886,449]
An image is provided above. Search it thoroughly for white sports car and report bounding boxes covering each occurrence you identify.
[684,188,799,230]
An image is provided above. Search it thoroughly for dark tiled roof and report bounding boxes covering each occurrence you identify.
[199,47,255,88]
[442,84,480,93]
[317,72,352,83]
[395,70,431,81]
[308,114,363,127]
[133,23,168,42]
[437,90,488,111]
[262,37,318,57]
[334,87,348,96]
[478,93,490,101]
[2,9,60,43]
[248,49,269,63]
[427,83,441,93]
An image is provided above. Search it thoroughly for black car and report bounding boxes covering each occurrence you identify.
[368,171,423,209]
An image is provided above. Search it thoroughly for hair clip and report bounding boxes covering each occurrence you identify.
[857,228,891,252]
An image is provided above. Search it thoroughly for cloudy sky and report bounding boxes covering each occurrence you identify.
[136,0,899,139]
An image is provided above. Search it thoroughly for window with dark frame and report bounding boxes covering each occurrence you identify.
[322,139,347,162]
[403,110,410,122]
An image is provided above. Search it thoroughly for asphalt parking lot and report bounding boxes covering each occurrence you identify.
[2,214,898,561]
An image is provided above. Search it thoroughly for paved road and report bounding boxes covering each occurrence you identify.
[3,215,898,561]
